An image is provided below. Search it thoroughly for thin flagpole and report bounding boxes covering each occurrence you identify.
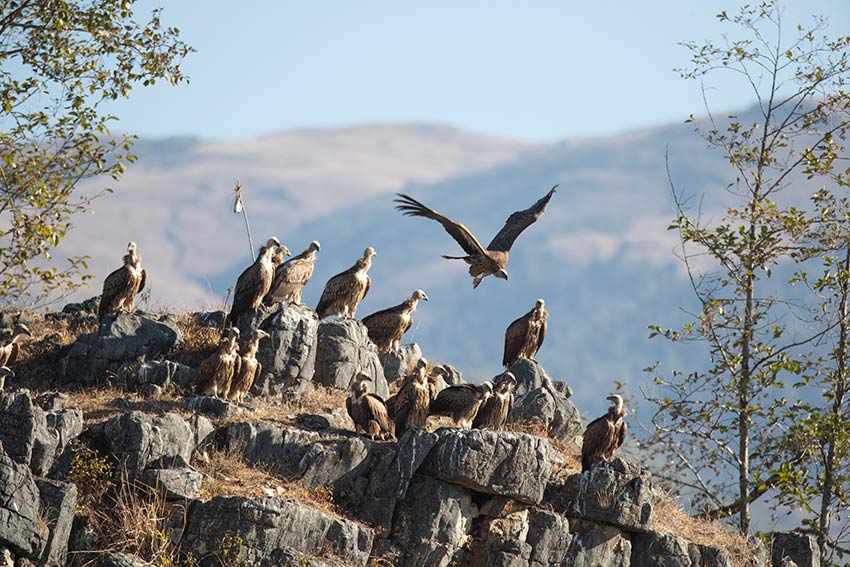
[233,179,255,261]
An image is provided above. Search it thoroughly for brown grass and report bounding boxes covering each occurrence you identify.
[507,418,582,475]
[229,383,349,428]
[66,387,193,424]
[172,314,223,368]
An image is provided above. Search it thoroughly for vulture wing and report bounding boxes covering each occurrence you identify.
[138,269,147,294]
[316,270,353,317]
[99,265,130,318]
[581,414,614,472]
[395,194,489,258]
[429,384,477,416]
[6,343,20,366]
[616,420,627,449]
[471,397,495,429]
[345,396,355,424]
[503,312,530,368]
[365,394,393,434]
[362,304,403,344]
[230,263,260,323]
[486,185,557,253]
[536,317,547,356]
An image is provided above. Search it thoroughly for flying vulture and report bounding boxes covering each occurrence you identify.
[0,323,31,367]
[429,382,494,429]
[265,241,321,305]
[228,237,287,326]
[195,328,242,398]
[581,394,628,472]
[227,329,269,403]
[361,289,429,353]
[98,241,147,319]
[346,373,394,441]
[503,298,548,368]
[394,186,557,288]
[393,358,432,437]
[472,372,516,431]
[0,367,12,392]
[316,247,376,319]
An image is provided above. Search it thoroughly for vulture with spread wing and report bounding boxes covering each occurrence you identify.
[195,328,241,398]
[361,289,428,353]
[503,298,548,368]
[227,329,269,403]
[0,323,31,367]
[581,395,628,472]
[228,238,287,326]
[394,186,557,288]
[98,241,147,319]
[346,373,394,441]
[472,372,516,431]
[393,358,432,437]
[316,247,376,319]
[265,241,321,305]
[429,382,493,429]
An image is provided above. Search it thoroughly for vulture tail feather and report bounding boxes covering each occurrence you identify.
[441,255,467,260]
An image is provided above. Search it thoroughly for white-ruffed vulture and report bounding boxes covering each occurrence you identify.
[473,372,516,431]
[361,289,428,353]
[265,241,321,305]
[581,394,628,472]
[0,323,31,367]
[346,373,394,441]
[503,298,548,368]
[316,247,376,319]
[227,329,269,403]
[0,367,12,391]
[98,241,147,319]
[195,328,242,398]
[429,382,494,429]
[394,186,557,288]
[228,237,287,326]
[393,358,432,437]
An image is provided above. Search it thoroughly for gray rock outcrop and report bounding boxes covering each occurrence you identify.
[98,553,148,567]
[141,467,203,500]
[101,411,194,480]
[378,344,423,385]
[36,479,77,567]
[314,319,388,398]
[253,303,320,398]
[137,360,197,392]
[0,441,46,558]
[508,358,581,441]
[0,390,58,476]
[563,520,632,567]
[771,532,819,567]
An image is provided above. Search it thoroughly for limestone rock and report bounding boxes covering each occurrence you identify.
[297,437,372,488]
[688,542,734,567]
[509,359,581,441]
[771,532,819,567]
[563,520,632,567]
[142,468,203,501]
[226,421,320,477]
[98,553,148,567]
[183,395,244,418]
[314,319,388,398]
[36,479,77,567]
[631,531,691,567]
[295,408,352,431]
[0,390,58,476]
[251,303,319,398]
[378,344,423,385]
[101,412,194,480]
[137,360,197,391]
[0,441,46,558]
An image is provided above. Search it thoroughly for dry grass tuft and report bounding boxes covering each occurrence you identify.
[231,383,349,428]
[507,418,582,475]
[172,314,223,368]
[66,387,193,424]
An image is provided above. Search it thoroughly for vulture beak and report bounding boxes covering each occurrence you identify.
[495,269,509,281]
[268,237,281,248]
[312,241,321,252]
[256,329,270,340]
[280,246,291,257]
[16,324,32,337]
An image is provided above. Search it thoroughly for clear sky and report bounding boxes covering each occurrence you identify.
[111,1,850,143]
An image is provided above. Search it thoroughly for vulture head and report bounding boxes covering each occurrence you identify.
[349,372,372,396]
[250,329,270,342]
[606,394,626,416]
[364,247,377,259]
[261,237,283,257]
[495,269,509,281]
[411,289,429,302]
[477,381,494,401]
[13,323,32,338]
[495,372,516,394]
[309,241,321,252]
[535,298,545,309]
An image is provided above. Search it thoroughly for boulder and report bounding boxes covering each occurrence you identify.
[468,507,572,567]
[98,553,148,567]
[314,319,388,398]
[141,468,203,501]
[295,408,352,431]
[192,310,226,328]
[545,458,656,532]
[378,344,423,385]
[631,531,692,567]
[252,303,319,398]
[526,509,573,567]
[688,542,734,567]
[508,357,552,396]
[297,437,372,488]
[226,421,320,477]
[36,392,69,412]
[183,395,244,419]
[101,412,194,480]
[422,429,551,504]
[137,360,197,391]
[36,479,77,567]
[0,390,58,476]
[0,441,46,558]
[180,496,374,567]
[509,361,581,442]
[60,312,180,385]
[187,415,216,454]
[771,532,820,567]
[563,520,631,567]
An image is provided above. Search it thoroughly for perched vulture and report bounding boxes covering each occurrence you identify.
[361,289,429,352]
[0,367,12,392]
[581,394,628,472]
[98,241,147,319]
[195,328,242,398]
[393,358,432,437]
[227,329,269,403]
[0,323,31,367]
[265,241,321,305]
[228,237,287,326]
[346,373,394,441]
[473,372,516,431]
[503,298,548,368]
[394,186,557,288]
[316,247,376,319]
[429,382,494,429]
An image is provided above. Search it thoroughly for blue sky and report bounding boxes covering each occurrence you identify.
[112,1,850,142]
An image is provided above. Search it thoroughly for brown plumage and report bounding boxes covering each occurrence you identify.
[429,382,494,429]
[265,241,321,305]
[0,367,13,391]
[503,298,548,368]
[0,323,31,367]
[346,374,394,441]
[195,328,242,398]
[393,358,432,437]
[473,372,516,430]
[98,241,147,319]
[361,290,428,352]
[316,247,375,319]
[581,395,628,472]
[228,237,287,326]
[227,329,269,403]
[394,186,557,288]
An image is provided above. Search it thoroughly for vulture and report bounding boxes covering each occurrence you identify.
[265,241,321,305]
[0,323,32,367]
[346,373,394,441]
[472,372,516,431]
[195,328,242,398]
[361,289,429,353]
[581,394,628,472]
[503,298,548,368]
[0,367,11,392]
[429,382,494,429]
[98,241,147,319]
[316,247,376,319]
[227,329,269,403]
[228,237,287,326]
[394,186,557,288]
[393,358,432,437]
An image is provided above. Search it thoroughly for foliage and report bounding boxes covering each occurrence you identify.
[0,0,193,306]
[69,439,114,510]
[215,531,245,567]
